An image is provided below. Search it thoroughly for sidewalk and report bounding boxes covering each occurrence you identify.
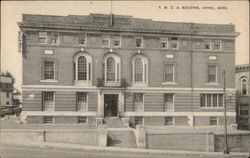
[1,141,249,158]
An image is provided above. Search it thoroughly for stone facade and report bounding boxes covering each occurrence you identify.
[18,14,239,126]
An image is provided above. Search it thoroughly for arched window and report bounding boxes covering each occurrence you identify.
[135,58,143,82]
[74,52,92,86]
[104,53,121,86]
[78,56,87,80]
[107,57,115,81]
[240,77,248,95]
[132,54,148,86]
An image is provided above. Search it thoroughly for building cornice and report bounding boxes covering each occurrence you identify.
[18,22,239,38]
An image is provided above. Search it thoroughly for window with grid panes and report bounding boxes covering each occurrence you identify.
[38,32,47,44]
[78,56,87,80]
[135,116,143,126]
[134,93,143,103]
[170,37,178,49]
[102,35,110,47]
[160,40,168,48]
[209,117,218,125]
[112,36,120,47]
[44,61,55,80]
[164,64,174,82]
[200,94,223,107]
[77,92,87,102]
[79,34,86,45]
[213,40,221,50]
[207,65,217,83]
[204,40,211,50]
[241,78,248,95]
[239,104,249,116]
[165,117,174,126]
[135,58,143,82]
[51,32,59,44]
[164,94,174,112]
[107,57,115,81]
[135,37,143,48]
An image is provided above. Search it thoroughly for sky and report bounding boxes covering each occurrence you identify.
[1,1,249,91]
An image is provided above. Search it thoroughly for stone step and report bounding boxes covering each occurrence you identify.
[107,130,137,148]
[104,117,126,128]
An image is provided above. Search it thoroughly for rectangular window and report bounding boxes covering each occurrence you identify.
[134,93,143,112]
[38,32,47,44]
[170,37,178,49]
[207,65,217,83]
[43,116,53,124]
[200,94,223,108]
[51,32,59,45]
[43,92,54,111]
[78,116,87,123]
[209,117,218,126]
[239,104,249,116]
[44,61,55,80]
[135,116,143,126]
[165,117,174,126]
[164,94,174,112]
[77,92,87,111]
[204,40,211,50]
[6,102,9,105]
[134,93,143,103]
[102,35,110,47]
[79,34,86,45]
[164,64,174,82]
[200,94,205,107]
[112,36,121,47]
[6,92,10,98]
[160,37,168,49]
[135,37,143,48]
[213,40,221,51]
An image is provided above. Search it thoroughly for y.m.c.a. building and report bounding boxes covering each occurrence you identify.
[18,14,239,127]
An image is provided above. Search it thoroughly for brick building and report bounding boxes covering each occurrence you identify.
[235,65,250,130]
[18,14,239,126]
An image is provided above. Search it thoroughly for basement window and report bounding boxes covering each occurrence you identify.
[78,116,87,123]
[43,116,53,124]
[209,117,218,126]
[135,116,143,126]
[165,117,174,126]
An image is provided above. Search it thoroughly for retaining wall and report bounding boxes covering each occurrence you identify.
[0,128,106,146]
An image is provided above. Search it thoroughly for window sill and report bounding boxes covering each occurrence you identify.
[200,107,223,109]
[132,82,148,87]
[40,80,58,83]
[205,83,220,86]
[75,81,92,86]
[162,82,177,85]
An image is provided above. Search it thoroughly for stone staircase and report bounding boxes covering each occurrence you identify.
[104,117,126,128]
[107,129,137,148]
[104,117,137,148]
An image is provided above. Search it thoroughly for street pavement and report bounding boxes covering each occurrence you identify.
[0,143,249,158]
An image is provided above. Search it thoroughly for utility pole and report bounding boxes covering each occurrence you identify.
[223,70,229,154]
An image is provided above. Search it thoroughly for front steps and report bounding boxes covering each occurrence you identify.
[104,117,126,128]
[103,117,137,148]
[107,129,137,148]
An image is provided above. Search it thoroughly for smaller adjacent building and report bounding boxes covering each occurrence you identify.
[235,64,250,130]
[0,75,14,106]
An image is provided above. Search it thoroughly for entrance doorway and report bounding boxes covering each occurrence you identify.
[104,94,118,117]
